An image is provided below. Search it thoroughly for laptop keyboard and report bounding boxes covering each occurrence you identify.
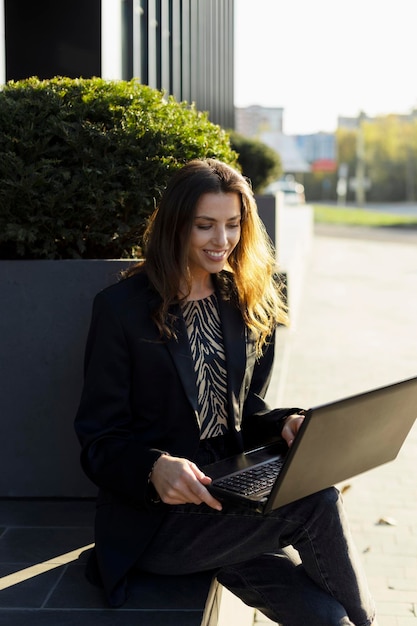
[215,458,285,496]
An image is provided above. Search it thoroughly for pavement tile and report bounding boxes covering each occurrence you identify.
[388,578,417,592]
[0,563,62,608]
[0,527,93,564]
[375,600,417,616]
[0,609,203,626]
[379,617,417,626]
[0,500,96,527]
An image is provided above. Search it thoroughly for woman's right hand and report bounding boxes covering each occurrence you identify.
[281,413,305,448]
[149,454,223,511]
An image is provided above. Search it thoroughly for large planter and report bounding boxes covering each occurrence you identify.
[1,260,135,497]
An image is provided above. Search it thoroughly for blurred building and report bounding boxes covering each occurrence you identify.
[1,0,234,128]
[235,104,339,175]
[235,105,284,137]
[234,104,309,174]
[337,114,371,130]
[338,109,417,129]
[260,131,310,174]
[295,132,337,173]
[294,132,335,164]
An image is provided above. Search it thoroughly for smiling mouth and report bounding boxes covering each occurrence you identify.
[205,250,227,260]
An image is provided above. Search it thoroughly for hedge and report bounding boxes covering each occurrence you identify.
[0,76,238,259]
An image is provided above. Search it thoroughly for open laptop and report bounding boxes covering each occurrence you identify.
[204,376,417,514]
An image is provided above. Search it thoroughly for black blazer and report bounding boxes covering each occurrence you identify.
[74,270,298,606]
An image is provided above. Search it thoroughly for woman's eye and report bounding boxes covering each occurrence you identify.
[195,222,240,230]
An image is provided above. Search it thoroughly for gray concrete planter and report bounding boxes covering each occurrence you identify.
[0,260,135,497]
[255,193,278,249]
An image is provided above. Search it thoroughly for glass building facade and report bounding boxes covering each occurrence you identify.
[2,0,234,128]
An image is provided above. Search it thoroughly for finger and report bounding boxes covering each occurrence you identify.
[158,460,222,509]
[182,472,222,510]
[194,484,222,511]
[284,415,305,436]
[189,465,221,509]
[281,423,300,446]
[281,423,293,443]
[163,469,217,508]
[188,463,215,488]
[188,462,212,482]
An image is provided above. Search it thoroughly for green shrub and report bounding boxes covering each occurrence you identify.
[228,130,282,193]
[0,76,238,259]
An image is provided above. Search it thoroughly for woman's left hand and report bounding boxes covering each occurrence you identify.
[281,413,305,448]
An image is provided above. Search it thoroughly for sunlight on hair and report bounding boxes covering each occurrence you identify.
[0,543,94,590]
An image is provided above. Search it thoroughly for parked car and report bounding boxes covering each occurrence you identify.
[264,179,306,205]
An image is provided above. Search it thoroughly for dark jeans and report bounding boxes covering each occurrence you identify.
[138,487,375,626]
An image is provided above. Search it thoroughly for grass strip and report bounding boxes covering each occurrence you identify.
[313,205,417,228]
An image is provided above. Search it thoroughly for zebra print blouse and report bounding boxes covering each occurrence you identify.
[181,293,229,439]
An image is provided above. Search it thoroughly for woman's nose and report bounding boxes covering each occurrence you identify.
[213,226,228,246]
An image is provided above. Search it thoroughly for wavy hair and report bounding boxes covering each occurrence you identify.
[128,159,288,355]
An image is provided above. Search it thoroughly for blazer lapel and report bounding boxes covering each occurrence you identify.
[165,305,199,414]
[216,292,247,428]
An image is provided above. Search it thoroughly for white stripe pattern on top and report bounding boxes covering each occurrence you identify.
[181,294,229,439]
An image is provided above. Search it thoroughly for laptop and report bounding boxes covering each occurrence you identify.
[204,376,417,514]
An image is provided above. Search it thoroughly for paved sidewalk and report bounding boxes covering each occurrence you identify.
[259,226,417,625]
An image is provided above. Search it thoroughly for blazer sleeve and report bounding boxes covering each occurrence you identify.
[241,331,303,447]
[74,291,165,507]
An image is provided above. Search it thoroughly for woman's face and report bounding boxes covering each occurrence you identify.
[187,192,241,280]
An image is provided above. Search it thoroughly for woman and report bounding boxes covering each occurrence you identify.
[75,159,377,625]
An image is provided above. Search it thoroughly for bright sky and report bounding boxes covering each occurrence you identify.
[234,0,417,135]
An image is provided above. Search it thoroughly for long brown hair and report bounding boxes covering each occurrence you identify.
[129,159,288,355]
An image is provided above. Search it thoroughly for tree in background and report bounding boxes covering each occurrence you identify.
[228,130,282,193]
[363,115,417,202]
[303,115,417,203]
